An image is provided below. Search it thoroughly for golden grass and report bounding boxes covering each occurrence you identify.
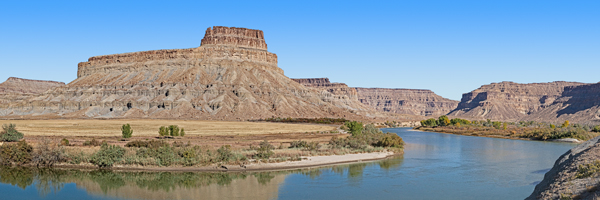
[0,119,336,137]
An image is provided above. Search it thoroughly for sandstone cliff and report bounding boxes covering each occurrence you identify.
[292,78,358,100]
[448,81,589,122]
[527,136,600,200]
[292,78,458,117]
[0,26,381,120]
[354,88,459,117]
[0,77,65,104]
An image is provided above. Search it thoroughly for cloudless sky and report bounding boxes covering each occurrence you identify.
[1,0,598,100]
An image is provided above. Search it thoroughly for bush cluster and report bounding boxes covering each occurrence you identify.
[84,139,105,146]
[125,140,168,149]
[262,117,348,124]
[158,125,185,137]
[576,160,600,179]
[0,140,33,165]
[0,124,24,142]
[289,140,320,151]
[344,121,363,136]
[255,141,274,159]
[32,139,66,167]
[330,124,403,150]
[91,143,126,168]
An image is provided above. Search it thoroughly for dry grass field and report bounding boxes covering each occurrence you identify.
[0,119,336,137]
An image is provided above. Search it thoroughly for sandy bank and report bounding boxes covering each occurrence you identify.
[54,151,397,172]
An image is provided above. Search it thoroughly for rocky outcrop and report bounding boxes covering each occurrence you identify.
[292,78,458,117]
[0,77,65,94]
[0,26,380,120]
[522,82,600,124]
[292,78,358,100]
[448,81,588,122]
[0,77,65,104]
[527,136,600,200]
[354,88,459,117]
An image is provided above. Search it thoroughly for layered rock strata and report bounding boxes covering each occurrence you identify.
[292,78,458,117]
[292,78,358,100]
[0,77,65,104]
[354,88,459,117]
[0,26,375,120]
[448,81,588,122]
[527,136,600,200]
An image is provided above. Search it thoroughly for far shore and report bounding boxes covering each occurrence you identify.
[412,127,583,143]
[51,151,398,172]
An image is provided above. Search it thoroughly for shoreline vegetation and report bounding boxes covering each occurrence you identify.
[415,116,600,142]
[0,120,404,172]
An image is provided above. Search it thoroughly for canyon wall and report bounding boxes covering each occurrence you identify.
[354,88,459,117]
[0,26,383,121]
[292,78,358,100]
[0,77,65,104]
[293,78,457,117]
[448,81,600,124]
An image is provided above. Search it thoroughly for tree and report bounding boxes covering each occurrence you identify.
[503,123,508,130]
[1,124,24,142]
[121,124,133,139]
[550,124,556,129]
[420,118,437,127]
[158,126,168,136]
[438,115,450,126]
[180,128,185,137]
[345,121,363,137]
[169,125,180,137]
[561,120,570,128]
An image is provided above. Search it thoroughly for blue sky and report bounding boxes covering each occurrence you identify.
[1,1,598,100]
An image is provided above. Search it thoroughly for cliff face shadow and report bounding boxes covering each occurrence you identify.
[556,83,600,117]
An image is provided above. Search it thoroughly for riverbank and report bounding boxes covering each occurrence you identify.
[413,126,586,143]
[0,119,403,172]
[51,151,397,172]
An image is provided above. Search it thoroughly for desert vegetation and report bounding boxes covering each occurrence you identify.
[0,121,402,169]
[417,116,600,141]
[260,117,349,124]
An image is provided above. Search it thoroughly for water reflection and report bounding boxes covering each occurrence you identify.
[0,157,400,200]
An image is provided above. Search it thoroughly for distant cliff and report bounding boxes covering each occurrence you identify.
[354,88,459,117]
[0,77,65,104]
[292,78,458,117]
[448,81,600,124]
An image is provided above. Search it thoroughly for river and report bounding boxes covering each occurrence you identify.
[0,128,576,200]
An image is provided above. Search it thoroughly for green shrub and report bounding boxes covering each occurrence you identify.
[420,118,438,127]
[216,145,234,163]
[303,141,320,151]
[155,145,175,166]
[179,147,198,166]
[180,128,185,137]
[125,140,168,149]
[0,124,24,142]
[91,143,126,168]
[159,126,168,137]
[345,121,363,136]
[0,140,33,165]
[121,124,133,139]
[289,140,308,148]
[576,160,600,179]
[60,138,69,146]
[438,115,450,126]
[169,125,180,137]
[83,139,103,146]
[376,133,404,148]
[255,141,274,159]
[32,139,66,167]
